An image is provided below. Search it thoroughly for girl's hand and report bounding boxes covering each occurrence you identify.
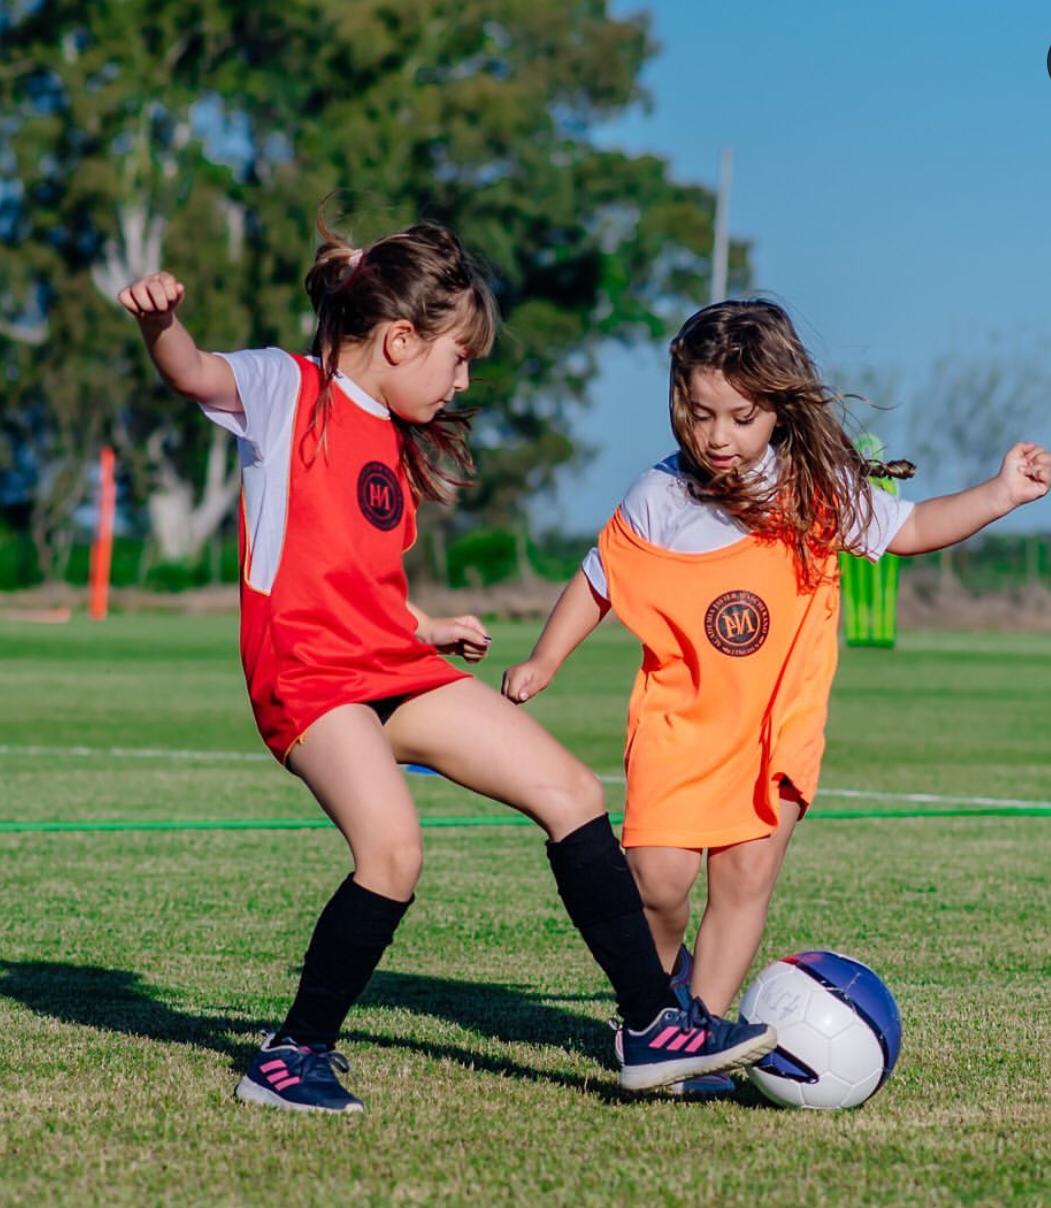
[117,272,185,327]
[422,614,492,662]
[996,442,1051,508]
[501,658,554,704]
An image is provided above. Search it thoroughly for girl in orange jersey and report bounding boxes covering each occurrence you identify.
[504,300,1050,1082]
[118,225,775,1113]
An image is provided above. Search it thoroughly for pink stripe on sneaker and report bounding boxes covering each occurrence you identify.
[274,1076,302,1091]
[649,1026,680,1049]
[666,1032,691,1052]
[260,1059,287,1073]
[683,1030,709,1053]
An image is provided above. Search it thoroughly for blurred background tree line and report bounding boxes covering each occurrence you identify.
[1,0,1046,596]
[0,0,749,590]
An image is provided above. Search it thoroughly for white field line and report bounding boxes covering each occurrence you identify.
[0,742,270,763]
[596,777,1050,811]
[0,742,1048,812]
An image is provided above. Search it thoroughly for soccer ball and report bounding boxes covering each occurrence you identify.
[738,950,902,1109]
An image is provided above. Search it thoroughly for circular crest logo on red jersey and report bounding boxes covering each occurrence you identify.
[704,590,770,657]
[357,461,404,531]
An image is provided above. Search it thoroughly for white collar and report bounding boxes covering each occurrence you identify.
[332,369,390,420]
[307,357,390,419]
[756,445,777,483]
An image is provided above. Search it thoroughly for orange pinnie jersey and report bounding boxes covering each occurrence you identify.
[598,509,839,848]
[239,355,465,762]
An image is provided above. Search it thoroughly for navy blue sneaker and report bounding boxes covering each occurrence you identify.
[669,944,694,1010]
[666,946,735,1094]
[618,998,776,1091]
[613,1015,737,1097]
[235,1033,363,1114]
[669,1072,737,1097]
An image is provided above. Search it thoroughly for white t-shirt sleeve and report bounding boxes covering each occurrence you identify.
[581,546,609,599]
[579,460,679,600]
[198,348,300,463]
[619,458,681,546]
[844,486,914,561]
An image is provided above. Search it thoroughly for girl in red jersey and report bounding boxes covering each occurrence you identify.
[119,221,774,1113]
[504,300,1051,1093]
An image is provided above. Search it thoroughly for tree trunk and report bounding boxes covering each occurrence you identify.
[146,425,240,561]
[1025,535,1040,587]
[514,524,538,585]
[29,422,100,583]
[938,546,955,594]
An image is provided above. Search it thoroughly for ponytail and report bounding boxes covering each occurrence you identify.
[862,458,917,481]
[302,208,498,504]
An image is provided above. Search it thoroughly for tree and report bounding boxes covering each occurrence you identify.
[1,1,751,577]
[910,352,1049,587]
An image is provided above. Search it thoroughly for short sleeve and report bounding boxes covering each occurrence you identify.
[844,486,914,561]
[581,547,609,599]
[198,348,300,463]
[619,456,683,546]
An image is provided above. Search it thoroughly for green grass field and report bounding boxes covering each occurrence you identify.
[1,615,1048,1206]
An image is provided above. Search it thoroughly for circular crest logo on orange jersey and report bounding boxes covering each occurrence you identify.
[357,461,403,531]
[705,590,770,657]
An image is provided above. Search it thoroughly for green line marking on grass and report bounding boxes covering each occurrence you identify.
[1,806,1048,834]
[2,743,1050,812]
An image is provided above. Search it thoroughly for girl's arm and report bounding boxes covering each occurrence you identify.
[118,272,240,411]
[502,568,610,703]
[888,442,1050,556]
[408,601,491,663]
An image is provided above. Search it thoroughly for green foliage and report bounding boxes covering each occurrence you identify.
[0,524,40,589]
[443,527,591,587]
[905,533,1051,593]
[0,0,752,558]
[528,529,595,581]
[141,559,208,593]
[445,527,518,587]
[63,537,146,588]
[0,530,242,590]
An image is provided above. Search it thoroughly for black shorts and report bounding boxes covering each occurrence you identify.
[366,694,410,725]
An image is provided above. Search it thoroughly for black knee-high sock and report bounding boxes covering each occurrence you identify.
[546,815,676,1031]
[279,877,412,1048]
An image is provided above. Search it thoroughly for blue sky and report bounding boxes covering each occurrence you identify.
[539,0,1051,532]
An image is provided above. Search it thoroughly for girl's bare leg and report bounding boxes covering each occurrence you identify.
[624,846,703,972]
[385,678,605,837]
[692,797,802,1016]
[289,703,423,899]
[272,705,428,1051]
[385,677,675,1033]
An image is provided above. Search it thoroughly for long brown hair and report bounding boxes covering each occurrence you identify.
[669,300,915,586]
[304,214,498,503]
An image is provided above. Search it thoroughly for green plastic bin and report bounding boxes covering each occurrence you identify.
[839,435,901,648]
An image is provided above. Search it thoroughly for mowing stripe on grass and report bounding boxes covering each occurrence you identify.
[2,742,1051,813]
[1,806,1049,834]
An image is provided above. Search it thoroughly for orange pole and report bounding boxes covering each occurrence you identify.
[88,446,116,621]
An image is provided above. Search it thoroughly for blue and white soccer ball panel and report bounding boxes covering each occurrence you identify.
[788,949,902,1079]
[738,951,901,1110]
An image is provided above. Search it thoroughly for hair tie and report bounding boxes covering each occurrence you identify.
[348,247,364,270]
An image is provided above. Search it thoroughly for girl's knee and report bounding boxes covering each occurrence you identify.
[709,847,779,907]
[536,765,605,836]
[628,849,696,915]
[354,837,423,899]
[571,766,605,817]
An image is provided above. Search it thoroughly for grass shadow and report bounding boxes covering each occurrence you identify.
[0,960,261,1063]
[0,960,641,1100]
[362,970,611,1058]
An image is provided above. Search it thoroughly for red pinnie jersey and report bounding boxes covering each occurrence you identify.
[237,354,465,761]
